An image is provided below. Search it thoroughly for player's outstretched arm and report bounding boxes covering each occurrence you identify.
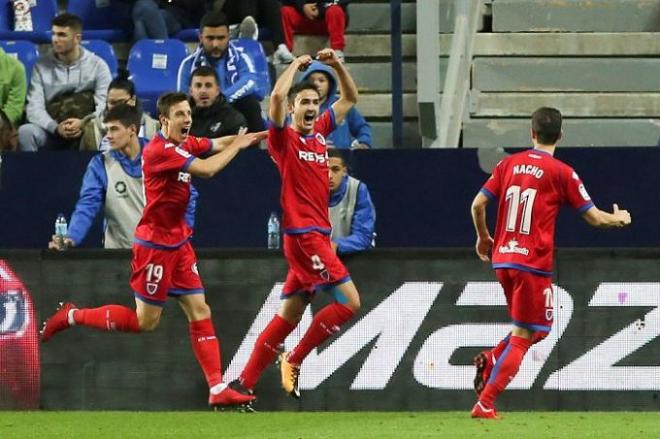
[270,55,313,127]
[471,192,494,262]
[582,204,632,228]
[210,130,268,153]
[318,48,358,125]
[187,128,267,179]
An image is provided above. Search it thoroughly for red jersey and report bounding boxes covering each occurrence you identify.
[268,109,336,234]
[481,149,594,275]
[134,132,211,247]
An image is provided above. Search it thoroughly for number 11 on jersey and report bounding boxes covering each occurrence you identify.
[505,185,537,235]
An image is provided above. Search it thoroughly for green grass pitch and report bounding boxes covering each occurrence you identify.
[2,412,659,438]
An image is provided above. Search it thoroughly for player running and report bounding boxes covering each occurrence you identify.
[470,107,631,419]
[229,49,361,401]
[41,92,266,409]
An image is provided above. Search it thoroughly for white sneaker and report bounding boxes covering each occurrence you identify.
[335,50,345,63]
[273,44,295,65]
[239,15,258,40]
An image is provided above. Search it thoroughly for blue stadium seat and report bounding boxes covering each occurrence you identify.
[127,39,189,116]
[0,40,39,83]
[81,39,118,77]
[174,28,199,42]
[0,0,57,43]
[67,0,132,42]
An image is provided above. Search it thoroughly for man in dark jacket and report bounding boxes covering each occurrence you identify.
[189,66,246,138]
[129,0,208,40]
[280,1,350,62]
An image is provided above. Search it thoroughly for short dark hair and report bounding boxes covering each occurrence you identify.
[190,66,219,86]
[287,81,319,103]
[104,103,141,130]
[108,68,135,97]
[532,107,562,145]
[52,13,82,33]
[327,148,347,165]
[157,92,189,117]
[200,10,229,31]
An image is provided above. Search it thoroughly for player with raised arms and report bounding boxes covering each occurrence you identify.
[229,49,361,401]
[41,91,266,409]
[470,107,632,419]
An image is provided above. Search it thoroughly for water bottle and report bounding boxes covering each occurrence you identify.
[54,213,68,251]
[267,212,280,249]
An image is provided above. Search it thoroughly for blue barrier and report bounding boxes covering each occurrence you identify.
[0,148,656,248]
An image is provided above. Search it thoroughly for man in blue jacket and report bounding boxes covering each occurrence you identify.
[301,61,371,149]
[48,104,196,249]
[177,10,267,132]
[328,148,376,254]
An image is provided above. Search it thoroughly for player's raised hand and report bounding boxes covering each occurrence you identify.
[316,48,341,66]
[475,235,494,262]
[612,203,632,226]
[295,54,313,71]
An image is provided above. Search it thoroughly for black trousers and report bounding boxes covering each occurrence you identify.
[231,95,266,132]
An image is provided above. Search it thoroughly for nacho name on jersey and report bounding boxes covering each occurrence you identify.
[513,164,544,179]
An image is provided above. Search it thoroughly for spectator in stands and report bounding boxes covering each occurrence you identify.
[219,0,295,64]
[129,0,208,41]
[0,109,18,151]
[301,61,371,149]
[0,46,27,127]
[328,148,376,255]
[18,14,111,152]
[280,1,349,62]
[80,70,159,151]
[177,10,266,132]
[48,104,196,249]
[189,66,246,138]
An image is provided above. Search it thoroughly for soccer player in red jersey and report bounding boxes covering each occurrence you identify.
[231,49,361,400]
[470,107,632,419]
[40,92,266,409]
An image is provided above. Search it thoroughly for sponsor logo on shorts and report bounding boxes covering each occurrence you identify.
[498,239,530,256]
[191,263,199,275]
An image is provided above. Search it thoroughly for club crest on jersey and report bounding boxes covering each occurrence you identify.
[315,133,326,145]
[298,150,327,163]
[146,282,158,295]
[498,239,530,256]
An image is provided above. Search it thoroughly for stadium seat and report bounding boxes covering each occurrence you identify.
[127,39,189,116]
[0,40,39,83]
[0,0,57,43]
[81,39,118,77]
[174,28,199,42]
[67,0,132,42]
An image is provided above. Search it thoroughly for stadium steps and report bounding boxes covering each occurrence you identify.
[492,0,660,32]
[471,93,660,118]
[463,119,660,148]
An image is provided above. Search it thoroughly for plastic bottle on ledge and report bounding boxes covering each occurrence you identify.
[267,212,280,250]
[54,213,68,251]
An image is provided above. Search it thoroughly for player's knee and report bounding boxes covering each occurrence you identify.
[189,302,211,321]
[138,316,160,332]
[345,296,361,314]
[531,330,549,345]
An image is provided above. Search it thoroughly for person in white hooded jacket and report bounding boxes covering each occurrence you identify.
[18,13,111,151]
